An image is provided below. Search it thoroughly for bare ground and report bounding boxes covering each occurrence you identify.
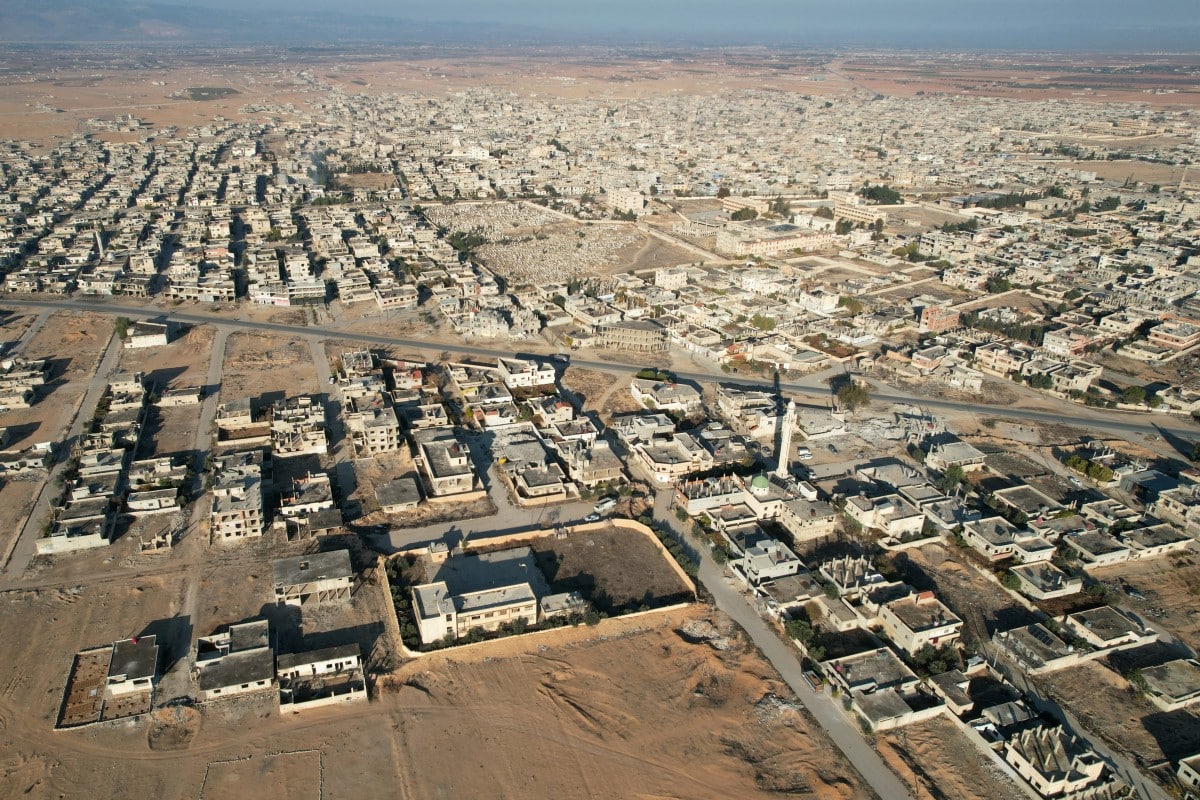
[876,715,1022,800]
[1090,554,1200,653]
[220,332,318,401]
[1038,661,1200,766]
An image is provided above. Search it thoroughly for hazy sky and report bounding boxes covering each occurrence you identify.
[131,0,1200,49]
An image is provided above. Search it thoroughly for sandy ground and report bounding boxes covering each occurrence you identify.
[0,311,112,448]
[527,526,692,610]
[1038,660,1200,766]
[876,715,1022,800]
[0,574,873,800]
[117,325,215,391]
[560,364,629,414]
[0,310,37,351]
[220,332,318,402]
[1090,555,1200,653]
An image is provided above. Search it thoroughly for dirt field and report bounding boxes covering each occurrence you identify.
[530,525,692,612]
[891,543,1039,647]
[0,311,113,448]
[382,607,874,800]
[561,364,629,414]
[1038,660,1200,766]
[0,572,873,800]
[876,715,1022,800]
[1090,555,1200,652]
[117,325,215,391]
[0,309,37,350]
[220,332,318,402]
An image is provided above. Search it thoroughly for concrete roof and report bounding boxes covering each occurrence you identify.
[272,549,352,587]
[109,635,157,682]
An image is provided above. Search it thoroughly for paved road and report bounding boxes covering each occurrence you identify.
[649,490,911,800]
[5,296,1195,446]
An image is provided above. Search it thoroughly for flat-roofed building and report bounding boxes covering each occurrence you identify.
[878,591,962,655]
[412,428,478,497]
[194,620,275,702]
[1142,659,1200,712]
[277,644,366,713]
[106,636,158,698]
[272,549,353,607]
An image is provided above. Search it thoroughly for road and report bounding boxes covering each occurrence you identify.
[4,295,1195,447]
[650,489,912,800]
[2,328,123,577]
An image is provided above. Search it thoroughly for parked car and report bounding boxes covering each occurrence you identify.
[582,513,601,523]
[593,496,617,514]
[797,447,812,461]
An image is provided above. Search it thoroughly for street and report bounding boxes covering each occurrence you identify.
[652,488,915,800]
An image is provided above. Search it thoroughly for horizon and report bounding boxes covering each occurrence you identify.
[2,0,1199,51]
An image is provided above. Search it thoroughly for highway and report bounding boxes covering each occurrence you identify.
[3,295,1196,448]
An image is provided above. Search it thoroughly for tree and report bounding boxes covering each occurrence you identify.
[114,317,130,339]
[813,206,835,220]
[836,382,871,411]
[749,313,776,332]
[838,296,863,315]
[835,219,853,235]
[731,207,758,221]
[716,186,731,199]
[857,184,902,205]
[1120,385,1146,405]
[935,465,967,495]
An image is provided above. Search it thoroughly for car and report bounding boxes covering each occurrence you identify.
[582,513,601,523]
[797,447,812,460]
[826,443,838,454]
[1068,476,1082,487]
[593,497,617,514]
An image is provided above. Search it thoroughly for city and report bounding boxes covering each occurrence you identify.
[0,7,1199,799]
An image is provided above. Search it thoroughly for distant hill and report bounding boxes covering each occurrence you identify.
[0,0,545,45]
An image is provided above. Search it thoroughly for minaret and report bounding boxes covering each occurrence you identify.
[776,399,796,479]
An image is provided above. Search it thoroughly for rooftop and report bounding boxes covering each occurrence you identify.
[272,549,353,587]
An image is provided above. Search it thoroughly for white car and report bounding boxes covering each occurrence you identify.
[797,447,812,460]
[593,497,617,514]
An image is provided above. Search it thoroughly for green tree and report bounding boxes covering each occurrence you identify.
[716,186,731,199]
[749,313,776,332]
[838,295,863,315]
[114,317,130,339]
[1120,385,1146,405]
[731,207,758,221]
[836,382,871,411]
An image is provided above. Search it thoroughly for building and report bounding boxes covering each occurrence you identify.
[277,644,367,713]
[272,549,354,607]
[740,538,803,586]
[194,620,275,702]
[343,396,402,455]
[376,477,422,513]
[877,591,962,655]
[1004,725,1106,798]
[1141,659,1200,712]
[210,452,266,541]
[106,635,158,698]
[496,357,556,389]
[123,321,172,349]
[412,428,478,497]
[409,546,586,645]
[595,319,669,353]
[629,378,702,413]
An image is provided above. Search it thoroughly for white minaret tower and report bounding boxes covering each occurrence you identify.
[776,399,796,479]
